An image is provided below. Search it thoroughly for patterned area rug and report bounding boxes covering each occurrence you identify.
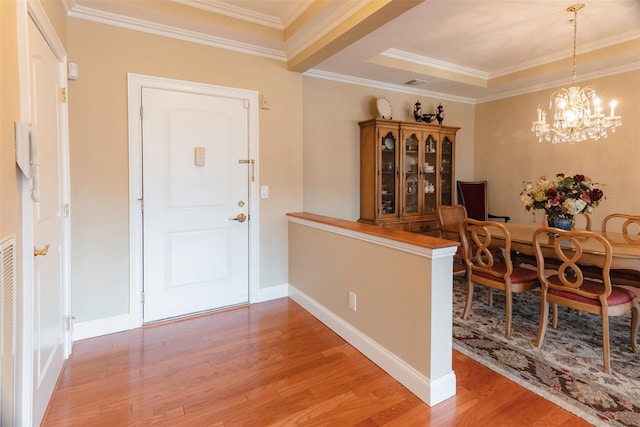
[452,277,640,426]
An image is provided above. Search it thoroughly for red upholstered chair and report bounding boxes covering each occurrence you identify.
[459,219,539,338]
[457,180,510,222]
[532,227,640,373]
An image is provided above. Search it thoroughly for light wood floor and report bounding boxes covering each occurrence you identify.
[42,298,589,426]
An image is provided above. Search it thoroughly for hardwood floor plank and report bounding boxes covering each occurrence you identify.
[43,298,589,426]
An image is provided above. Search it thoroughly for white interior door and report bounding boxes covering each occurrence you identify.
[142,87,250,323]
[28,17,69,425]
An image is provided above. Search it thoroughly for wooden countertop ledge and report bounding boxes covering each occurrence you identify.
[287,212,459,250]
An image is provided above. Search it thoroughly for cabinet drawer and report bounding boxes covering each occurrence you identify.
[380,222,405,231]
[409,220,439,235]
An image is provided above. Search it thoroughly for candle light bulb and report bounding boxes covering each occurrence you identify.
[610,99,617,117]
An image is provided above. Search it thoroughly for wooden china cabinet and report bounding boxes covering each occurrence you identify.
[358,118,459,235]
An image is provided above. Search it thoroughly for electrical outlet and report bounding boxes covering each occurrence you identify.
[348,291,357,312]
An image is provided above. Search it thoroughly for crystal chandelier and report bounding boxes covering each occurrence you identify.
[531,3,622,144]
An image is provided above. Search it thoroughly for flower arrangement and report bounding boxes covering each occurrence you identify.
[520,173,605,220]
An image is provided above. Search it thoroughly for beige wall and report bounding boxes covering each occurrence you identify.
[66,18,303,322]
[475,70,640,225]
[302,76,475,220]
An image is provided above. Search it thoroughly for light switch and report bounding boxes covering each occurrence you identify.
[194,147,205,166]
[68,63,79,80]
[261,185,269,198]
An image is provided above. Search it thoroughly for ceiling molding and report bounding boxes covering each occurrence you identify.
[170,0,282,30]
[60,0,76,14]
[63,1,640,103]
[303,69,476,105]
[285,1,371,59]
[66,4,287,61]
[476,61,640,104]
[490,28,640,79]
[170,0,314,30]
[381,49,489,80]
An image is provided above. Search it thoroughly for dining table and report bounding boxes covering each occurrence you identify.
[491,222,640,274]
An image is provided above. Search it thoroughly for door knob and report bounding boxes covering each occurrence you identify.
[34,244,50,257]
[229,213,247,223]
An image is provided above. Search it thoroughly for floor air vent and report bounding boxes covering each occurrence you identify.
[1,235,16,426]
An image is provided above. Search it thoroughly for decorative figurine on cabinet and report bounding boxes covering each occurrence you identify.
[414,100,439,123]
[413,100,423,121]
[436,103,445,124]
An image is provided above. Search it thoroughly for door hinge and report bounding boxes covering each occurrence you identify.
[138,197,144,213]
[63,203,70,217]
[141,292,145,304]
[140,105,143,118]
[60,88,67,103]
[65,315,76,331]
[238,159,256,182]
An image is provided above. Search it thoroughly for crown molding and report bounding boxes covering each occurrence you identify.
[303,69,476,105]
[284,1,370,59]
[170,0,284,30]
[170,0,314,30]
[476,61,640,104]
[381,49,489,80]
[490,29,640,79]
[66,4,287,61]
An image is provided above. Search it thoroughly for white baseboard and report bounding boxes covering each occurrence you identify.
[71,283,457,406]
[73,314,130,341]
[74,284,290,342]
[255,283,289,302]
[288,285,456,406]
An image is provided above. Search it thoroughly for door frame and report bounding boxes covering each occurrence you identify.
[16,1,72,425]
[127,73,260,327]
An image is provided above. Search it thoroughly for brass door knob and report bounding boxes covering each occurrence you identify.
[229,213,247,223]
[34,244,50,257]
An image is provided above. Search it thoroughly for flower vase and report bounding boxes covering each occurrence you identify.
[553,215,574,231]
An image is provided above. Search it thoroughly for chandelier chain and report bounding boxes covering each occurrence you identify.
[571,5,577,82]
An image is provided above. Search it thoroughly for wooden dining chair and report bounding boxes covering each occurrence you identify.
[459,219,539,338]
[532,227,640,373]
[599,213,640,286]
[602,213,640,240]
[438,205,468,277]
[456,181,510,222]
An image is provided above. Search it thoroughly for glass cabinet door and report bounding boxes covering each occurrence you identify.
[380,131,397,217]
[403,132,420,216]
[422,133,437,214]
[440,135,453,206]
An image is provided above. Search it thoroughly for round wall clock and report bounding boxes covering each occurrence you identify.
[376,96,393,119]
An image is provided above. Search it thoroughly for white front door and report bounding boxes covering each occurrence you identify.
[28,16,69,425]
[142,87,250,323]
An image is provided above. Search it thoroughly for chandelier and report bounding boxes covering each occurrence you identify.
[531,3,622,144]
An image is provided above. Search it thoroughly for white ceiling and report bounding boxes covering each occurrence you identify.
[64,0,640,103]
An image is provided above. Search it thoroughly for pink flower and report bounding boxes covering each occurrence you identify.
[546,188,560,205]
[580,192,591,203]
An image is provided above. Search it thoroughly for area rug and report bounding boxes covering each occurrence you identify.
[452,277,640,426]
